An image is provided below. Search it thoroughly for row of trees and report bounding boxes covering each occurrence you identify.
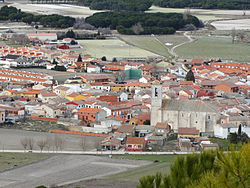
[86,12,201,35]
[153,0,250,10]
[78,0,152,11]
[20,136,88,152]
[0,6,75,28]
[137,143,250,188]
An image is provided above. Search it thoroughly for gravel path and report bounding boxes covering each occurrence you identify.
[0,155,151,188]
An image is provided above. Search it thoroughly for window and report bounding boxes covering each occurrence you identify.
[128,145,132,148]
[138,145,142,148]
[155,88,158,97]
[208,115,210,120]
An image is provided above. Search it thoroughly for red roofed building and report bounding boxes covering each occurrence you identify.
[215,82,239,93]
[178,127,200,139]
[78,107,102,123]
[179,80,194,86]
[126,137,146,152]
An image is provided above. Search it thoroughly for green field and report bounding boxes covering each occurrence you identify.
[119,35,177,57]
[156,34,189,48]
[79,39,158,60]
[0,152,53,172]
[107,154,177,182]
[175,36,250,62]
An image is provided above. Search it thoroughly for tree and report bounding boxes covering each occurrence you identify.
[143,120,150,125]
[101,56,107,61]
[77,54,82,62]
[10,34,30,45]
[232,27,236,44]
[52,59,58,65]
[20,138,28,151]
[228,125,249,144]
[189,144,250,188]
[45,136,53,152]
[65,29,75,38]
[37,139,47,152]
[27,137,34,151]
[79,137,86,151]
[54,135,65,151]
[131,23,144,35]
[185,69,195,83]
[138,144,250,188]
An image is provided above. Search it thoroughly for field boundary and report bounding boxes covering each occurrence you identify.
[117,35,165,57]
[50,129,108,137]
[31,114,58,122]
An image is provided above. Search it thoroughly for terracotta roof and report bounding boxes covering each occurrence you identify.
[156,122,170,130]
[41,92,57,97]
[179,81,194,85]
[178,127,199,135]
[78,107,101,113]
[116,124,134,133]
[126,137,145,145]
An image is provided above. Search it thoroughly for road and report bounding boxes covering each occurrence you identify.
[0,155,151,188]
[169,31,196,58]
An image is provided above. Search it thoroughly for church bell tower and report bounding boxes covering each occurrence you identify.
[151,81,162,126]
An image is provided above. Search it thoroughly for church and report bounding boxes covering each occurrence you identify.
[151,82,220,136]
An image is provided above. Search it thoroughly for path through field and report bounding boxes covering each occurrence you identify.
[0,155,151,188]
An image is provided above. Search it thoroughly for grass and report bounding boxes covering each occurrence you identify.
[79,39,157,60]
[209,137,229,150]
[156,34,189,48]
[175,36,250,62]
[119,35,178,57]
[0,152,53,172]
[106,154,177,182]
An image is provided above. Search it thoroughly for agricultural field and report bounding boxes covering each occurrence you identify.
[119,35,171,57]
[106,154,177,182]
[9,2,101,18]
[0,152,53,172]
[212,19,250,30]
[79,39,158,60]
[156,34,189,49]
[175,36,250,62]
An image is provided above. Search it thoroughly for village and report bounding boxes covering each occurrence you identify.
[0,30,249,154]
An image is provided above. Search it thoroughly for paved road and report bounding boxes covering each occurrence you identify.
[0,155,151,188]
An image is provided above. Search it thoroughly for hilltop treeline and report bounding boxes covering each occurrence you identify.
[85,12,201,35]
[79,0,250,10]
[78,0,152,11]
[0,6,75,28]
[153,0,250,10]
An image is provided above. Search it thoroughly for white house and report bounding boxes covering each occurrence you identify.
[119,92,128,101]
[214,124,250,139]
[139,77,148,83]
[87,65,101,73]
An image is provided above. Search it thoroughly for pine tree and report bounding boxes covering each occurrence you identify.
[185,70,195,83]
[77,54,82,62]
